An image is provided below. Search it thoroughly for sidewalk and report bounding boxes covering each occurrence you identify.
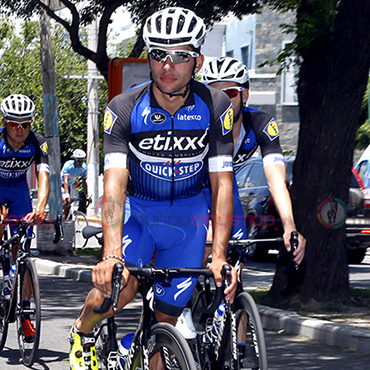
[32,252,370,355]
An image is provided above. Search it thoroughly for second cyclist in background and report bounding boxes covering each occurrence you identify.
[202,57,306,261]
[0,94,49,342]
[61,149,89,218]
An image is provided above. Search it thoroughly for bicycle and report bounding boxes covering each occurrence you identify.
[0,217,62,367]
[64,197,90,249]
[80,225,226,370]
[188,234,294,370]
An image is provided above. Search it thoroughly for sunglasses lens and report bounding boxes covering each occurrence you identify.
[223,89,239,99]
[150,49,168,62]
[172,52,191,64]
[7,121,30,130]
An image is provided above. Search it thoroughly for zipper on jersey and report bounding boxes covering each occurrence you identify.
[170,115,175,205]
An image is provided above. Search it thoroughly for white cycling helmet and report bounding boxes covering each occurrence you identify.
[1,94,35,119]
[143,7,206,51]
[202,57,249,86]
[72,149,86,160]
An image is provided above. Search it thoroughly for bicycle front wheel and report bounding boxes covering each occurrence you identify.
[74,211,89,248]
[0,259,9,351]
[127,322,197,370]
[16,258,41,367]
[234,292,267,370]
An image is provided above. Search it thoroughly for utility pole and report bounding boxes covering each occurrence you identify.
[86,18,100,216]
[39,8,62,220]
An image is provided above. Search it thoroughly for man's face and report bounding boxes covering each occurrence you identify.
[3,116,31,144]
[75,159,84,168]
[148,45,204,96]
[210,81,249,119]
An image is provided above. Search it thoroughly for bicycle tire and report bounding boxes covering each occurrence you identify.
[74,211,89,248]
[0,257,9,351]
[127,322,197,370]
[16,258,41,367]
[234,292,267,370]
[95,318,118,369]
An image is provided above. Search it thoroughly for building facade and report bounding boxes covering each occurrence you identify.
[202,8,299,154]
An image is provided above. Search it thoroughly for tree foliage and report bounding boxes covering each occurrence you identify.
[0,0,268,79]
[0,18,107,165]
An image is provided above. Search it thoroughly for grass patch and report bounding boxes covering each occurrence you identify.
[75,248,101,259]
[350,287,370,299]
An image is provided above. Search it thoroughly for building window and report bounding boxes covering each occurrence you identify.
[281,41,298,105]
[226,50,234,57]
[241,46,250,68]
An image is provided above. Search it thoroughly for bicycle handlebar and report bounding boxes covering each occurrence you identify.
[93,263,230,316]
[287,231,299,272]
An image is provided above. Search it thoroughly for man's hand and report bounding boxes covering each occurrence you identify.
[23,210,45,225]
[283,229,306,266]
[208,258,238,304]
[62,193,71,205]
[92,258,130,298]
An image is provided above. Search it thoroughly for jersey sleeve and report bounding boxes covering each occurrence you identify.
[32,132,49,173]
[207,87,234,173]
[250,113,284,166]
[103,90,136,170]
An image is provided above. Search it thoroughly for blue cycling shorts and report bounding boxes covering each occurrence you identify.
[122,192,209,316]
[0,182,33,236]
[204,174,247,240]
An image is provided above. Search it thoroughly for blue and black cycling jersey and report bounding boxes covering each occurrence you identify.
[233,106,284,172]
[103,80,234,202]
[0,128,49,186]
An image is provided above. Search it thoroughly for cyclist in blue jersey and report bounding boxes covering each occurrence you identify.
[61,149,89,217]
[0,94,49,341]
[202,57,306,263]
[69,8,238,370]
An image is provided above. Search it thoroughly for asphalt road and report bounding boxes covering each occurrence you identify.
[0,271,369,369]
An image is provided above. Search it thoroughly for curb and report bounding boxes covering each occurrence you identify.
[258,305,370,355]
[33,258,92,284]
[33,257,370,355]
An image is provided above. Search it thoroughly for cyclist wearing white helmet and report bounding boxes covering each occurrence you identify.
[202,57,306,263]
[0,94,49,341]
[69,8,237,370]
[61,149,88,217]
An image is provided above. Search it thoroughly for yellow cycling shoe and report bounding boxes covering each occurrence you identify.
[69,329,98,370]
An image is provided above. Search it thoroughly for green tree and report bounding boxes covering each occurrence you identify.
[0,0,266,80]
[0,18,107,166]
[266,0,370,307]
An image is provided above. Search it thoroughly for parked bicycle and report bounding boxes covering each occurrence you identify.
[0,217,62,367]
[188,234,293,370]
[64,197,90,248]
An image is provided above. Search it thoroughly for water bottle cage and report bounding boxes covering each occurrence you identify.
[106,351,118,370]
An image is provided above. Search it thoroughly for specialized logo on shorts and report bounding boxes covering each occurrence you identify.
[150,112,166,124]
[263,119,279,141]
[141,160,203,181]
[154,284,165,297]
[104,108,117,134]
[40,142,48,155]
[222,107,233,135]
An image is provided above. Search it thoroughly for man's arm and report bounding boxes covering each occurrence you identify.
[24,170,50,224]
[209,171,237,303]
[92,167,128,297]
[264,164,305,264]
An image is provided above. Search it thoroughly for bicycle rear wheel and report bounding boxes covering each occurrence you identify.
[234,292,267,370]
[0,258,9,351]
[16,258,41,367]
[74,211,89,248]
[127,323,197,370]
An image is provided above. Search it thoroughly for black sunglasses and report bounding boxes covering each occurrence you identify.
[148,47,199,65]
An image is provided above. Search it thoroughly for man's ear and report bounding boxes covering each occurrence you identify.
[242,88,249,104]
[194,55,204,73]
